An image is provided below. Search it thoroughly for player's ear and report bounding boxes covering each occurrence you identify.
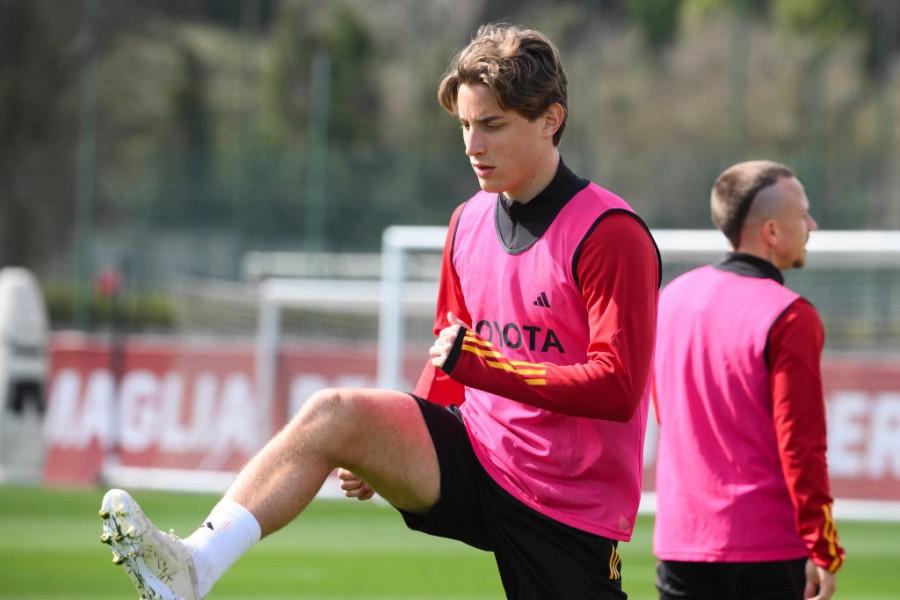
[760,218,780,247]
[541,103,565,138]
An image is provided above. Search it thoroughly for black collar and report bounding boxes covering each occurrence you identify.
[713,252,785,285]
[495,159,590,252]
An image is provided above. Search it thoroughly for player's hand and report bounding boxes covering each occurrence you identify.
[804,559,836,600]
[430,312,469,368]
[337,468,375,501]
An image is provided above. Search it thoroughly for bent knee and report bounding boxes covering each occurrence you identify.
[287,388,392,462]
[297,387,348,419]
[293,387,375,432]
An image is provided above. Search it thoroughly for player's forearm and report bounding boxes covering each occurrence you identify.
[779,442,843,571]
[769,300,843,570]
[772,369,844,571]
[442,327,646,420]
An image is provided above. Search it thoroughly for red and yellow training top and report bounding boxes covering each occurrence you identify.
[653,254,845,572]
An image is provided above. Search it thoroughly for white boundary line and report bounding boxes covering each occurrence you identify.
[101,464,900,523]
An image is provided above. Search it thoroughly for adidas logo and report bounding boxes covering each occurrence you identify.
[533,291,550,308]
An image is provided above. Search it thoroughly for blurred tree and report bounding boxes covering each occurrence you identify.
[775,0,899,80]
[265,2,379,142]
[770,0,866,56]
[859,0,900,80]
[0,0,80,268]
[161,42,214,222]
[135,0,277,30]
[323,6,380,143]
[685,0,900,80]
[4,0,900,283]
[177,48,213,176]
[167,41,215,272]
[768,0,897,225]
[260,1,385,251]
[623,0,684,52]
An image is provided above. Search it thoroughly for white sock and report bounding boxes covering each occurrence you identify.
[184,499,262,598]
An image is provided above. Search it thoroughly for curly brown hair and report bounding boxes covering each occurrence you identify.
[437,23,568,146]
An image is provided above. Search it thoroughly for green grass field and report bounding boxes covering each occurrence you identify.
[0,486,896,599]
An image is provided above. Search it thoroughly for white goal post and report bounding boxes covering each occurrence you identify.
[377,226,447,389]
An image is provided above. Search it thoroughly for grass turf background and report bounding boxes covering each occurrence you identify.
[0,486,896,599]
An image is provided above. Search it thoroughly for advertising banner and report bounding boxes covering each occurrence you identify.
[42,335,900,503]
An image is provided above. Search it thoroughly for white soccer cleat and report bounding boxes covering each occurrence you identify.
[99,489,200,600]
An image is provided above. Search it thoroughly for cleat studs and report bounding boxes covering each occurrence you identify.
[112,553,125,565]
[100,532,112,544]
[125,525,136,537]
[114,531,125,542]
[99,508,110,519]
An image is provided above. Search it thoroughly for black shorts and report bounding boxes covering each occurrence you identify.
[397,395,627,600]
[656,558,807,600]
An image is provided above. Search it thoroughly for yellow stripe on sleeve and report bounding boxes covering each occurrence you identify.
[461,333,548,385]
[822,503,843,572]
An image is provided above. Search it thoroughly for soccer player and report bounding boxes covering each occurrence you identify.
[651,160,846,600]
[98,23,660,599]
